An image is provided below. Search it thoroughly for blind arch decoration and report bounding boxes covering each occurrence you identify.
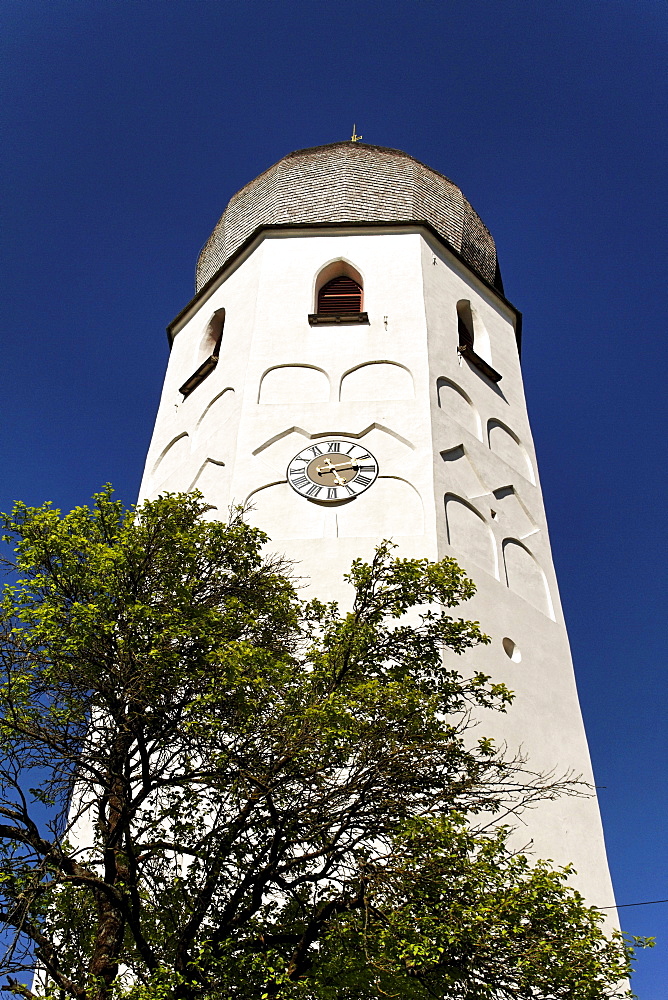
[317,276,363,315]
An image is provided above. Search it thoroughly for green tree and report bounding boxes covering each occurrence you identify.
[0,489,643,999]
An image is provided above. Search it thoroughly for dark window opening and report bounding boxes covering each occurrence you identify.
[457,302,475,350]
[456,300,501,383]
[458,313,474,350]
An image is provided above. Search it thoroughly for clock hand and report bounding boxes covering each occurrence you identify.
[315,457,347,485]
[316,459,358,474]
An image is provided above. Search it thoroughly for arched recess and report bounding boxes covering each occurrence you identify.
[488,419,535,484]
[457,299,492,365]
[436,377,482,439]
[199,308,225,364]
[441,446,488,499]
[245,482,327,540]
[152,433,189,485]
[189,458,226,508]
[444,494,497,578]
[340,361,414,402]
[503,539,555,619]
[195,388,235,447]
[337,477,424,538]
[259,365,329,405]
[492,485,537,539]
[313,259,364,312]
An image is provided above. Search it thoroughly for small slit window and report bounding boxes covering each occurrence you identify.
[457,301,474,351]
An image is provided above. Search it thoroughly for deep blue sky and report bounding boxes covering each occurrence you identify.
[2,1,666,994]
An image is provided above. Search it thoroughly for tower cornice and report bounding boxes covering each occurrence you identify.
[168,220,522,354]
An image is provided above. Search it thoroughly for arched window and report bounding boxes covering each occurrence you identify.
[318,276,362,315]
[180,309,225,398]
[456,299,501,383]
[199,309,225,363]
[309,261,368,325]
[457,300,474,351]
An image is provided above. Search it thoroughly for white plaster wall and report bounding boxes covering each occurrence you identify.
[421,234,617,915]
[141,230,439,601]
[139,228,618,917]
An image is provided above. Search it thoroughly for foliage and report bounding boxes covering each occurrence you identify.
[0,489,644,999]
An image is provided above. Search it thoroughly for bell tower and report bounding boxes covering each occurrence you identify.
[139,142,617,910]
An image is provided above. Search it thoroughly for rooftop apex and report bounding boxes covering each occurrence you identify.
[196,142,502,293]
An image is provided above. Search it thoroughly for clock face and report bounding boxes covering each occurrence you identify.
[287,440,379,503]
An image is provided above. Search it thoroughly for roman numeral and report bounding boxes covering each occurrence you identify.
[327,441,342,452]
[306,484,321,498]
[291,475,309,489]
[309,444,323,457]
[343,485,355,496]
[355,475,372,487]
[327,488,338,500]
[357,464,375,473]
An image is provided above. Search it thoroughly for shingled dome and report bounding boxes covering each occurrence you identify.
[196,143,503,294]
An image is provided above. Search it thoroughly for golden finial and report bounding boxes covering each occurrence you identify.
[350,124,363,143]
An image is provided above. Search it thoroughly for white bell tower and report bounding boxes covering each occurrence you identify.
[139,142,617,911]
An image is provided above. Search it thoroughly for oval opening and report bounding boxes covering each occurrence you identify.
[502,637,522,662]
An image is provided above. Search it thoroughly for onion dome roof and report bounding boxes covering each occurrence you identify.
[196,142,502,293]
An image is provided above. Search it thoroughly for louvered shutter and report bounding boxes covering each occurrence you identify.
[317,276,362,315]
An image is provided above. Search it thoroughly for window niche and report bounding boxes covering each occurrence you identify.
[309,260,368,326]
[457,300,475,352]
[456,299,501,383]
[179,309,225,398]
